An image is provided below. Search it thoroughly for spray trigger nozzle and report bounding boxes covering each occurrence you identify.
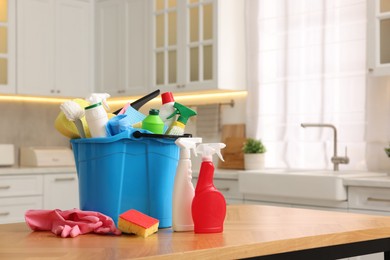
[167,109,178,120]
[196,143,226,162]
[86,93,111,110]
[167,102,197,124]
[175,137,202,158]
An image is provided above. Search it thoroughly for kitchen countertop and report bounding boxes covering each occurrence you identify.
[0,166,77,176]
[343,175,390,188]
[2,205,390,259]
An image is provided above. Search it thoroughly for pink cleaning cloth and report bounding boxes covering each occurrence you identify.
[25,209,121,238]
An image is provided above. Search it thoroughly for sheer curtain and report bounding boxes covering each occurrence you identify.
[245,0,367,170]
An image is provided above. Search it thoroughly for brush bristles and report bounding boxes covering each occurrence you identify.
[167,125,184,135]
[60,101,85,121]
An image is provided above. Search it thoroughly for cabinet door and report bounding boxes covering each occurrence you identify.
[124,0,149,95]
[368,0,390,76]
[96,0,149,96]
[55,0,92,97]
[150,0,245,93]
[184,0,215,90]
[152,0,180,90]
[96,0,125,96]
[17,0,91,97]
[0,0,16,94]
[151,0,217,93]
[43,174,79,210]
[17,0,55,95]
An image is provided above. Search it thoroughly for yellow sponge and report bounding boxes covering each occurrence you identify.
[118,209,159,238]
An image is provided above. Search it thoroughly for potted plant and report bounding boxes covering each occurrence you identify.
[242,138,266,170]
[385,144,390,158]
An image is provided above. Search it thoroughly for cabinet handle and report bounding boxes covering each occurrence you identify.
[0,185,10,190]
[367,197,390,203]
[368,68,374,73]
[55,177,76,182]
[50,89,55,93]
[0,212,10,216]
[218,187,230,192]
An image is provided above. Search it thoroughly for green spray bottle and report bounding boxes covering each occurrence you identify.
[166,102,197,135]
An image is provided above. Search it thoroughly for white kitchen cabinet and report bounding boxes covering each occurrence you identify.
[95,0,148,96]
[150,0,246,93]
[0,197,43,224]
[0,0,16,94]
[43,173,79,210]
[348,186,390,260]
[367,0,390,76]
[16,0,92,97]
[0,175,43,224]
[348,183,390,260]
[0,170,79,224]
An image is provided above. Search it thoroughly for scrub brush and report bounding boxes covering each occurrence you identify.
[60,100,86,138]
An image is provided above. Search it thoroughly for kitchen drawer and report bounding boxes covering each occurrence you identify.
[0,175,43,198]
[214,179,243,200]
[0,196,43,224]
[349,186,390,212]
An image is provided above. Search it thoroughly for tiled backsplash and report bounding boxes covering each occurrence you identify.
[1,89,389,171]
[0,101,70,165]
[0,101,70,146]
[0,96,247,167]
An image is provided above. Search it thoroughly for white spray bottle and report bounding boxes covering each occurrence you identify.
[84,93,110,137]
[172,137,202,232]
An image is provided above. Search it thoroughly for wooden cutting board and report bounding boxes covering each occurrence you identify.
[220,124,246,142]
[218,124,246,169]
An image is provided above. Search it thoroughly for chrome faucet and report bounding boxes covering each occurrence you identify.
[300,123,349,171]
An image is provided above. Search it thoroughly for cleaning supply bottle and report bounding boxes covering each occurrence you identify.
[84,93,111,138]
[172,137,202,232]
[142,109,164,134]
[86,93,111,110]
[192,143,227,233]
[166,102,197,135]
[159,92,176,131]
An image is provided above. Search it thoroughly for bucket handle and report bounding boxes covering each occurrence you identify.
[132,131,192,139]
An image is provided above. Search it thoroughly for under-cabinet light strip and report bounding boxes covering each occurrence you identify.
[0,91,247,105]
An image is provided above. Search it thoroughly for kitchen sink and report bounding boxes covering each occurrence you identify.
[238,169,387,201]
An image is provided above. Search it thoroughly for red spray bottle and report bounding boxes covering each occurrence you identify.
[192,143,226,233]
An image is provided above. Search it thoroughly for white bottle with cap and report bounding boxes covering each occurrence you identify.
[84,93,110,138]
[159,92,176,130]
[172,137,202,232]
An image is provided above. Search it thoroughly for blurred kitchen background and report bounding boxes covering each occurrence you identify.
[1,0,390,172]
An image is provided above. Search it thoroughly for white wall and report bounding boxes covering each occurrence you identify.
[367,76,390,171]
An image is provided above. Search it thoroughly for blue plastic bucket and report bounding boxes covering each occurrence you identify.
[70,130,179,228]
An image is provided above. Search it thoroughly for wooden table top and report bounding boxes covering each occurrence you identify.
[2,205,390,259]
